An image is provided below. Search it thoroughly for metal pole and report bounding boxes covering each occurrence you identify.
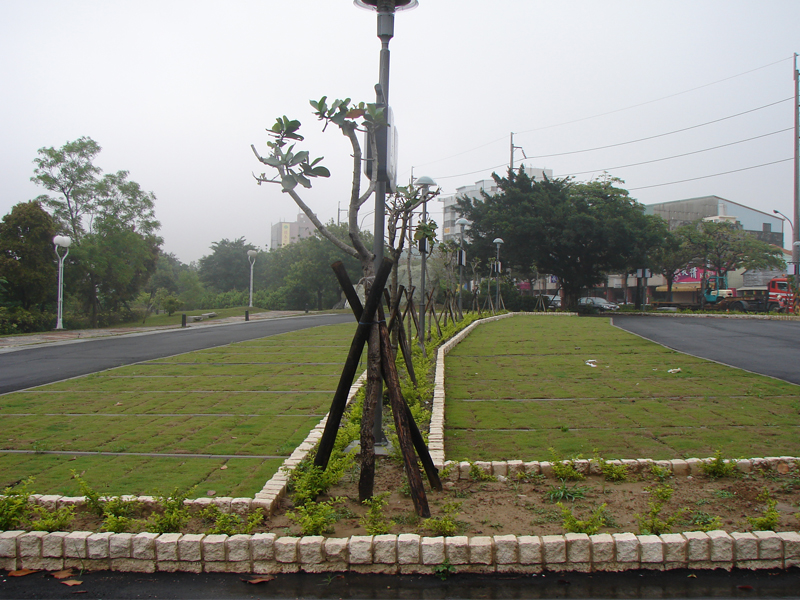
[419,195,427,352]
[495,243,501,310]
[56,248,66,329]
[248,251,257,308]
[793,53,799,269]
[458,223,465,312]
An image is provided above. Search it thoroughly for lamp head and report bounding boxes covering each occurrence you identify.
[354,0,418,11]
[455,218,469,227]
[493,238,504,245]
[415,175,437,189]
[247,250,258,258]
[53,235,72,248]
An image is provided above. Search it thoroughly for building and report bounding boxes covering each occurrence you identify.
[270,213,314,250]
[643,196,784,247]
[438,167,553,241]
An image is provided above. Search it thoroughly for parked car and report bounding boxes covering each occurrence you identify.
[578,297,619,311]
[545,295,561,309]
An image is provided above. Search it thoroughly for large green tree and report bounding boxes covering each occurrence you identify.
[457,169,663,310]
[0,201,57,310]
[681,220,785,280]
[30,137,162,326]
[198,237,257,293]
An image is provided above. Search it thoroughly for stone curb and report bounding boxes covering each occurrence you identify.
[3,529,799,573]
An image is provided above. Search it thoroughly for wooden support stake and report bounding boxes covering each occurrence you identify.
[378,307,431,518]
[314,258,393,471]
[384,288,417,386]
[333,265,440,493]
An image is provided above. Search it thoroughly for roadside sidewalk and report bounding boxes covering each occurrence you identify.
[0,310,308,350]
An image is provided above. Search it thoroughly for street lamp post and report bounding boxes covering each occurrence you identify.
[247,250,257,308]
[355,0,418,448]
[493,237,504,311]
[456,218,469,313]
[774,209,799,275]
[415,176,436,351]
[53,235,71,330]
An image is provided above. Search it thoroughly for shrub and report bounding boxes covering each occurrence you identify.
[558,502,608,535]
[748,488,780,531]
[360,492,393,535]
[287,499,342,535]
[201,505,264,535]
[26,505,75,532]
[593,452,628,482]
[635,484,686,535]
[700,450,738,479]
[549,448,584,481]
[423,501,462,536]
[147,488,194,533]
[468,461,496,482]
[0,478,34,530]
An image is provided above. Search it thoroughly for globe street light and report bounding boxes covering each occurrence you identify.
[455,218,469,313]
[53,235,71,330]
[247,250,258,308]
[493,237,504,311]
[415,175,436,352]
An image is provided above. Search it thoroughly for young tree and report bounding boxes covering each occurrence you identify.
[252,98,410,501]
[0,201,57,310]
[650,228,695,302]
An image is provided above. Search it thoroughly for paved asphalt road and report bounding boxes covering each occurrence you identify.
[0,313,352,395]
[612,315,800,385]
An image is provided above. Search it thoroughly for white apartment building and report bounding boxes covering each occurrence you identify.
[438,167,553,241]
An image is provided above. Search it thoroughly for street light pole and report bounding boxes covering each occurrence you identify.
[53,235,71,330]
[355,0,418,448]
[493,237,504,311]
[414,176,436,351]
[247,250,257,308]
[456,218,468,313]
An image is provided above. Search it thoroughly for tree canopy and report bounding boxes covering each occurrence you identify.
[456,169,663,309]
[0,201,57,310]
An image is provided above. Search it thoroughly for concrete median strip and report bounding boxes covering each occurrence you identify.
[3,313,799,575]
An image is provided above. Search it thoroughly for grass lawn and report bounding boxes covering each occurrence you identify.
[123,306,271,328]
[0,322,363,498]
[444,315,800,462]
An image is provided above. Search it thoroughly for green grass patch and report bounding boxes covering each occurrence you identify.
[444,316,800,461]
[0,322,364,497]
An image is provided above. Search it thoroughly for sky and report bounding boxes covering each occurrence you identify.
[1,0,798,263]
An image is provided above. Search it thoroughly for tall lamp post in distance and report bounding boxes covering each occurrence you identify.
[247,250,257,308]
[415,176,436,353]
[456,218,469,312]
[493,237,504,311]
[53,235,71,330]
[773,209,797,273]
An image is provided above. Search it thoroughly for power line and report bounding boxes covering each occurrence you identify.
[413,55,792,169]
[516,56,792,135]
[523,98,791,160]
[628,158,792,191]
[433,98,792,183]
[561,127,792,177]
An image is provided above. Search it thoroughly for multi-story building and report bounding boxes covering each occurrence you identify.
[643,196,784,247]
[270,213,314,250]
[438,167,553,241]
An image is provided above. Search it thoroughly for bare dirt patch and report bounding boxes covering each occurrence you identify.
[266,457,800,538]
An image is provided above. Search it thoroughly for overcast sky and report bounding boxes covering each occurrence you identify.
[1,1,798,263]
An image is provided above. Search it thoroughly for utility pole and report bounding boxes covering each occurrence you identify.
[509,132,526,171]
[793,52,799,270]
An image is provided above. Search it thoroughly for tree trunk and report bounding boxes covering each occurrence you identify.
[359,321,381,502]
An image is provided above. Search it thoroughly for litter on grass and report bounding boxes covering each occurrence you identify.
[668,368,682,374]
[585,360,598,368]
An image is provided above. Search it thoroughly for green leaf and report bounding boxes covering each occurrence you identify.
[289,150,309,166]
[295,172,313,189]
[311,166,330,178]
[281,175,297,191]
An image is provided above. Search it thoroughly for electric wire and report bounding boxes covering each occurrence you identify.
[627,157,792,191]
[561,127,792,177]
[433,97,792,182]
[412,55,792,170]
